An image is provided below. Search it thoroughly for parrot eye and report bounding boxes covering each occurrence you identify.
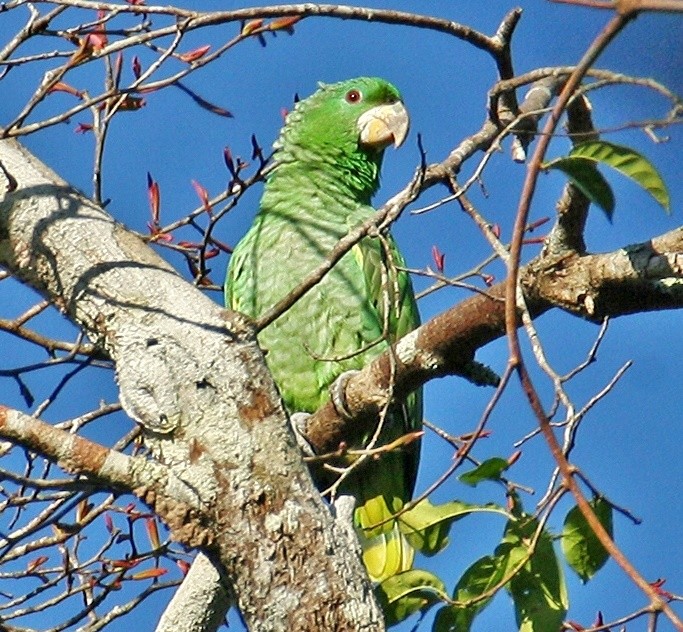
[345,89,362,104]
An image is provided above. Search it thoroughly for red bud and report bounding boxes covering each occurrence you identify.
[650,578,674,601]
[431,245,445,273]
[507,450,522,466]
[27,555,49,572]
[76,499,92,523]
[132,56,142,79]
[223,147,236,177]
[241,19,264,36]
[269,16,301,33]
[191,180,211,214]
[74,122,93,134]
[113,52,123,85]
[178,45,211,63]
[527,216,550,232]
[49,82,83,98]
[147,173,160,225]
[118,96,145,111]
[131,567,168,580]
[251,134,263,162]
[111,558,140,570]
[145,517,161,550]
[85,31,108,51]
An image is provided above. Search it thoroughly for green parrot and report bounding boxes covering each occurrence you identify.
[225,77,421,582]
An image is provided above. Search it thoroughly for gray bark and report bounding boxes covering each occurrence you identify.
[156,554,232,632]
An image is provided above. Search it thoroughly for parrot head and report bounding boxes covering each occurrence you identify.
[272,77,410,198]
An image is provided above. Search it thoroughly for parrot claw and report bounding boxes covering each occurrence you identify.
[289,412,317,457]
[330,370,361,421]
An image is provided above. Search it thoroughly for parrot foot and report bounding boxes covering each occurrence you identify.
[289,412,317,457]
[330,370,361,421]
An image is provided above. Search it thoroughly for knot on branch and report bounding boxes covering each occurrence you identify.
[116,333,184,434]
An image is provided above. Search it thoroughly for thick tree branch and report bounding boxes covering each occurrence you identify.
[526,232,683,318]
[156,553,232,632]
[301,225,683,455]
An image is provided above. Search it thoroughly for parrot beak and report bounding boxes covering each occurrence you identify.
[358,101,410,150]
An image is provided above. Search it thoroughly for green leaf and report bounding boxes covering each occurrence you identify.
[399,499,509,556]
[376,569,447,626]
[500,517,568,632]
[570,140,671,212]
[433,554,509,632]
[562,497,613,583]
[458,457,510,487]
[433,605,465,632]
[543,156,615,219]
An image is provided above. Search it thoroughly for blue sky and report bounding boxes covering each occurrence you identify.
[1,1,682,630]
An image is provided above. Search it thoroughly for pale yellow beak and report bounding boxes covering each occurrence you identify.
[357,101,409,150]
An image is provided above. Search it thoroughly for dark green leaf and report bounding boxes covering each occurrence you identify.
[570,140,671,212]
[501,517,568,632]
[543,156,615,219]
[376,569,447,626]
[458,457,509,487]
[562,497,613,583]
[399,499,509,556]
[433,605,465,632]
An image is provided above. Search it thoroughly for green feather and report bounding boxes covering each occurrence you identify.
[226,77,421,582]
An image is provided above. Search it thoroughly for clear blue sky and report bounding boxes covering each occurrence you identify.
[1,1,681,630]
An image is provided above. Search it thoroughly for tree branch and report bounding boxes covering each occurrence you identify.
[300,225,683,456]
[0,405,205,512]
